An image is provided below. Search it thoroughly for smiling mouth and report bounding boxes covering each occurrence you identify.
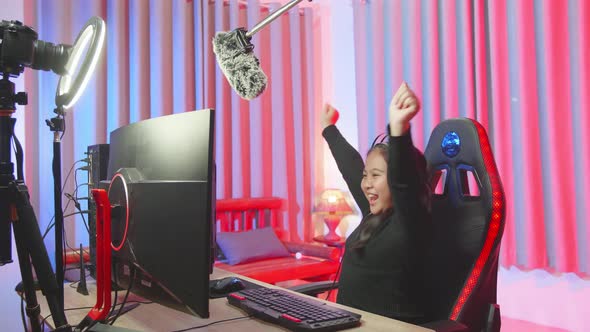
[368,194,378,204]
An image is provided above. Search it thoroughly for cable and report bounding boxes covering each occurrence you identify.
[20,296,26,332]
[169,316,253,332]
[324,257,343,301]
[107,260,120,322]
[68,272,91,288]
[41,159,88,239]
[62,160,86,193]
[43,183,89,240]
[42,216,56,239]
[68,167,91,264]
[72,167,91,234]
[39,301,154,331]
[40,305,95,330]
[60,112,66,141]
[110,267,136,325]
[63,210,90,219]
[62,227,90,268]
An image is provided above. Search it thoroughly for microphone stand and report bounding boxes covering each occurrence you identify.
[246,0,312,38]
[0,73,71,332]
[225,0,313,56]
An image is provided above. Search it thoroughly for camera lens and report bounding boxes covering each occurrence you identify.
[32,40,70,75]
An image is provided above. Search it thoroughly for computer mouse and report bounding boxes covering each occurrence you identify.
[212,277,245,294]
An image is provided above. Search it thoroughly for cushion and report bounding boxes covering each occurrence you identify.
[216,227,291,265]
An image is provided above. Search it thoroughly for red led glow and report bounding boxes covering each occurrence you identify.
[450,120,505,321]
[109,173,130,251]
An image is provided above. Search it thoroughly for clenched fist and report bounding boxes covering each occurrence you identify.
[321,103,340,130]
[389,82,421,136]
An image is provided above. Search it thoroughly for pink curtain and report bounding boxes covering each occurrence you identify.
[20,0,318,263]
[352,0,590,276]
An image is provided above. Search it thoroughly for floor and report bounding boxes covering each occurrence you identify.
[501,317,571,332]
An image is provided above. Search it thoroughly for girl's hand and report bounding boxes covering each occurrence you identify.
[389,82,420,136]
[321,103,340,129]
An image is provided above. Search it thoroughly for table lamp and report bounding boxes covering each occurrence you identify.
[313,189,353,242]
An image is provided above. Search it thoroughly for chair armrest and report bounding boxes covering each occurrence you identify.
[420,320,469,332]
[282,242,340,261]
[289,280,339,296]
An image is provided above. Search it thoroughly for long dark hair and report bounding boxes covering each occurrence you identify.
[350,141,431,250]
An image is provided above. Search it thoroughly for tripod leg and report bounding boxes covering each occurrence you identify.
[1,192,42,331]
[13,208,43,332]
[0,201,12,265]
[11,182,71,331]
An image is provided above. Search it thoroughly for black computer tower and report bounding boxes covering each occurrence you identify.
[87,143,110,278]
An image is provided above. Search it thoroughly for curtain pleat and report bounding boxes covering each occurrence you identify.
[228,0,249,199]
[574,0,590,274]
[301,8,314,242]
[421,0,442,149]
[106,0,130,133]
[246,0,263,198]
[406,0,425,148]
[511,0,547,269]
[353,0,590,276]
[369,0,386,135]
[440,0,459,120]
[541,0,578,272]
[473,0,490,139]
[149,0,173,118]
[173,0,196,114]
[352,0,369,155]
[487,0,517,269]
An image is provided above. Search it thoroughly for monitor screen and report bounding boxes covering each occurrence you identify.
[105,109,215,318]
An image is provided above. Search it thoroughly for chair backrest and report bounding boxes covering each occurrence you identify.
[424,118,505,330]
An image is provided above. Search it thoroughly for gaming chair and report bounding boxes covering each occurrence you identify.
[422,118,505,332]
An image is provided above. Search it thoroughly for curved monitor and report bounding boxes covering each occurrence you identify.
[106,109,215,318]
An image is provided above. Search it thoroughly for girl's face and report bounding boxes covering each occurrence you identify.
[361,150,393,215]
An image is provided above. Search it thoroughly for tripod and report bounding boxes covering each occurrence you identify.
[0,74,71,331]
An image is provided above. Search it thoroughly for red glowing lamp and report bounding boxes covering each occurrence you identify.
[313,189,354,242]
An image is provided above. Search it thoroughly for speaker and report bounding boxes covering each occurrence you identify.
[87,143,109,278]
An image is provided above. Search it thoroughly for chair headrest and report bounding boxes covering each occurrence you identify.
[425,118,504,211]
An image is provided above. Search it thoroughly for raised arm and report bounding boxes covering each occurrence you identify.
[321,104,370,216]
[387,83,430,224]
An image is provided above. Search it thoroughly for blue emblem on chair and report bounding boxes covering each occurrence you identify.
[442,131,461,158]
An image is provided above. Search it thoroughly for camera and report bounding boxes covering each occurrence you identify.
[0,20,70,77]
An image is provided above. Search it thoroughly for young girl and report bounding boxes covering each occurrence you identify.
[321,83,431,324]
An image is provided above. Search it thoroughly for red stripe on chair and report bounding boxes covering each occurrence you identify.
[450,120,505,320]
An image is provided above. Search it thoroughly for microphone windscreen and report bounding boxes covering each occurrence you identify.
[212,29,268,100]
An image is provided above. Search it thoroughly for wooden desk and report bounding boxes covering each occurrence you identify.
[37,268,433,332]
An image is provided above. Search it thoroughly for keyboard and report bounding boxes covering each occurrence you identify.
[227,287,361,332]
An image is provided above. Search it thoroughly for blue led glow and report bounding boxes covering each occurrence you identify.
[442,131,461,158]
